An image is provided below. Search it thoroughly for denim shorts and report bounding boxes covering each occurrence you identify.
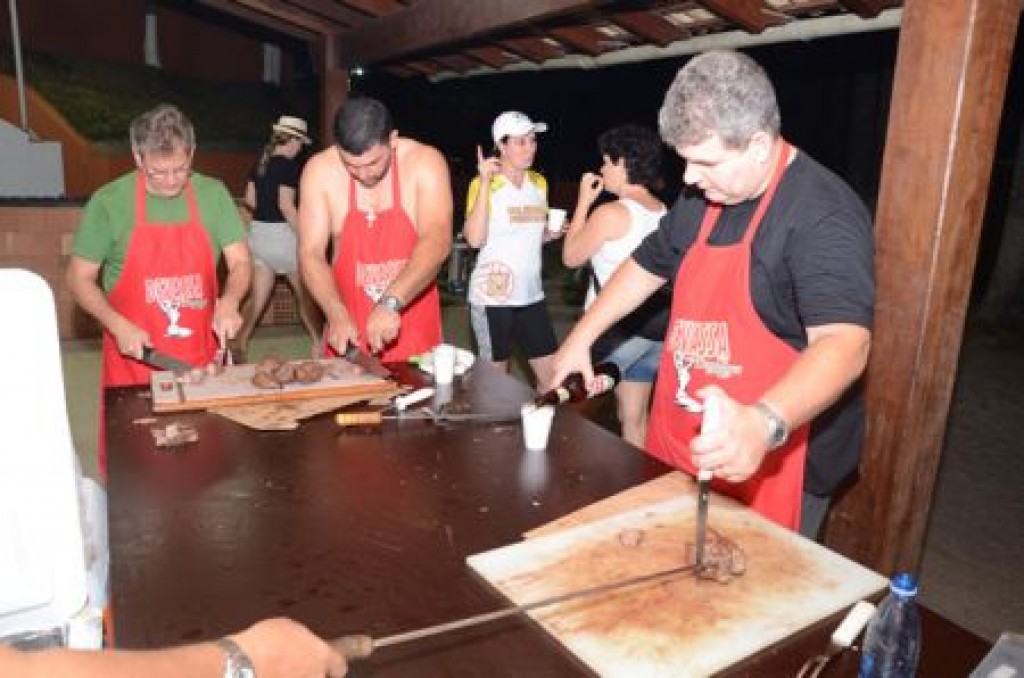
[601,335,663,383]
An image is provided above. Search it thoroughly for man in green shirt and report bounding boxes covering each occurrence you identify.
[66,104,251,470]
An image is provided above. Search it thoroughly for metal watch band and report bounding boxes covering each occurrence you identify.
[378,293,403,313]
[216,636,256,678]
[754,401,789,451]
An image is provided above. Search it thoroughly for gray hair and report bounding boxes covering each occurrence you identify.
[130,104,195,155]
[658,50,781,150]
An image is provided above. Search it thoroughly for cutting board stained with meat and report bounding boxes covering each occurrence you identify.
[468,496,886,677]
[150,358,394,413]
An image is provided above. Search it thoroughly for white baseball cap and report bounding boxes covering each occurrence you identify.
[272,115,311,144]
[492,111,548,145]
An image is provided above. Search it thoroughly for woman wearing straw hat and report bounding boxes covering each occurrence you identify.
[237,115,322,359]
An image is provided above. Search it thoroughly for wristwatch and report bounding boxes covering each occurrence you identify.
[754,401,789,451]
[216,636,256,678]
[378,293,403,313]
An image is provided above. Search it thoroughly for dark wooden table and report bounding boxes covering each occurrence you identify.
[107,362,990,676]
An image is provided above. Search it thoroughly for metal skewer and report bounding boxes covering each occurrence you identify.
[330,562,698,660]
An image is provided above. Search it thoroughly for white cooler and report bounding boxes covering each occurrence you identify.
[0,269,107,649]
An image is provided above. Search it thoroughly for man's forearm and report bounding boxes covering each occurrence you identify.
[566,259,665,347]
[67,273,124,335]
[300,252,349,322]
[13,641,223,678]
[384,233,449,304]
[220,262,251,309]
[758,325,871,430]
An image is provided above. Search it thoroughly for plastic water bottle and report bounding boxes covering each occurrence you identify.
[859,572,922,677]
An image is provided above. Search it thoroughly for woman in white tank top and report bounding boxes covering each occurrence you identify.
[562,124,668,448]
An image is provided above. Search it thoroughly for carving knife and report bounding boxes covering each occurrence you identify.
[331,561,699,660]
[344,342,393,378]
[695,394,723,571]
[141,346,196,375]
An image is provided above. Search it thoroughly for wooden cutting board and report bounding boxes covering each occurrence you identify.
[150,358,396,413]
[468,492,886,677]
[209,390,402,431]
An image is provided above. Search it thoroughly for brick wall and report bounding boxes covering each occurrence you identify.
[0,203,301,340]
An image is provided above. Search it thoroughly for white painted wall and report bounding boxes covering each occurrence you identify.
[0,119,64,197]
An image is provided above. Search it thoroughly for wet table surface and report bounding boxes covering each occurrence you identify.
[107,362,990,676]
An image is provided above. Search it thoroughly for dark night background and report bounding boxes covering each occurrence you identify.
[348,26,1023,304]
[351,30,900,209]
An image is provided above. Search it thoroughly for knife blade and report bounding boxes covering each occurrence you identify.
[344,343,393,378]
[332,561,699,660]
[695,393,724,571]
[141,346,196,374]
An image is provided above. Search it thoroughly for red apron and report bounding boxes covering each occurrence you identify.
[329,149,442,361]
[645,142,808,530]
[98,174,218,471]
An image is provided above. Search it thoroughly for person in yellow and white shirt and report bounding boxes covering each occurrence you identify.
[464,111,559,388]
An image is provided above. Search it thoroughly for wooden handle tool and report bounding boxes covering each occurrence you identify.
[329,561,697,660]
[334,411,394,427]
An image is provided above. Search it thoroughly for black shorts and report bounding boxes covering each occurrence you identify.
[470,301,557,362]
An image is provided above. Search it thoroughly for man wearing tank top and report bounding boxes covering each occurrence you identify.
[298,96,452,361]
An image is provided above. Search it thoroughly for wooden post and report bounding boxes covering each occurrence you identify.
[825,0,1021,573]
[320,34,349,148]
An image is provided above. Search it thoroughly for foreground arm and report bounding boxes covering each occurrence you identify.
[549,258,666,390]
[298,156,357,352]
[691,324,871,482]
[213,239,251,343]
[2,618,346,678]
[365,146,453,352]
[66,255,149,359]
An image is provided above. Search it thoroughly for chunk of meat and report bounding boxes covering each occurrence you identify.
[685,527,747,583]
[293,361,325,384]
[256,355,286,372]
[252,370,282,390]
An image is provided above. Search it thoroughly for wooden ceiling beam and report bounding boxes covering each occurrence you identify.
[335,0,606,67]
[337,0,405,16]
[609,10,688,47]
[836,0,892,18]
[547,24,608,56]
[693,0,785,34]
[214,0,338,35]
[197,0,321,40]
[431,53,481,73]
[404,60,444,76]
[498,36,564,64]
[464,46,517,69]
[285,0,369,26]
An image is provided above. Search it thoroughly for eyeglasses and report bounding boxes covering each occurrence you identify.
[138,153,192,181]
[142,163,191,181]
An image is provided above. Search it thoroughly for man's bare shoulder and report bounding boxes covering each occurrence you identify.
[397,137,447,173]
[303,147,343,181]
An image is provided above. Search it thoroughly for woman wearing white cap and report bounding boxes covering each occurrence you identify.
[237,115,322,359]
[464,111,559,388]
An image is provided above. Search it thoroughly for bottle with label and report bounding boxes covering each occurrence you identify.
[534,362,621,407]
[859,572,922,678]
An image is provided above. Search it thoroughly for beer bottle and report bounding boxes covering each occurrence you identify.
[534,362,621,407]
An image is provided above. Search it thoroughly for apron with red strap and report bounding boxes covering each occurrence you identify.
[645,141,808,530]
[330,149,441,362]
[98,174,218,472]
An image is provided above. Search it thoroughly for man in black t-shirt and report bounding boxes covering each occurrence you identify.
[549,50,874,539]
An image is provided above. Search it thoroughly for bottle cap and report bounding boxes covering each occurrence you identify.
[891,572,918,597]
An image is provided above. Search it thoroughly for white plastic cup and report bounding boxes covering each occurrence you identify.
[521,403,555,451]
[547,208,567,234]
[433,343,456,385]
